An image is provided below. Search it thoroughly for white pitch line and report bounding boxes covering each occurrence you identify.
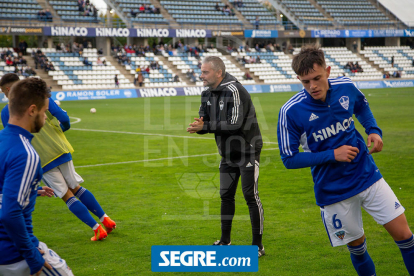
[70,127,278,144]
[69,117,82,124]
[75,147,279,169]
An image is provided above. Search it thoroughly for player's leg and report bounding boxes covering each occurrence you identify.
[61,160,117,234]
[70,185,116,234]
[362,178,413,274]
[218,158,240,245]
[43,167,106,241]
[239,154,264,255]
[322,194,376,276]
[38,241,74,276]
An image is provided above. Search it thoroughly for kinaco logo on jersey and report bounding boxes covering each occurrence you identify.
[312,117,354,142]
[151,246,258,272]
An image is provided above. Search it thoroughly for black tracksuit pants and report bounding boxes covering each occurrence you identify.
[219,154,264,243]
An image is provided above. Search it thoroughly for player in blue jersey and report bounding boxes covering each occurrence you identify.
[277,45,414,276]
[1,73,116,241]
[0,78,73,275]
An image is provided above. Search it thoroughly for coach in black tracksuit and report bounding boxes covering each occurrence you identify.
[187,56,264,256]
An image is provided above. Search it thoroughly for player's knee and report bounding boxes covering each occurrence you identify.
[347,235,366,247]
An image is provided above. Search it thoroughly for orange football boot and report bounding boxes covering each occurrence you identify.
[102,217,117,234]
[91,225,107,241]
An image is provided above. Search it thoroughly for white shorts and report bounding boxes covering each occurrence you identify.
[321,178,405,247]
[0,241,74,276]
[42,160,84,198]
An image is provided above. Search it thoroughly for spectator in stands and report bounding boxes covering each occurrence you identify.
[215,2,221,11]
[243,72,253,80]
[190,72,197,83]
[97,57,104,66]
[87,41,92,48]
[197,60,202,69]
[383,72,390,78]
[355,62,363,73]
[136,72,144,87]
[186,69,193,79]
[139,4,145,13]
[287,44,294,54]
[353,41,357,53]
[102,59,107,66]
[37,10,45,21]
[6,57,14,66]
[144,66,150,74]
[391,56,394,67]
[115,75,119,87]
[256,56,261,64]
[275,44,281,52]
[255,16,260,30]
[282,41,287,53]
[131,9,136,18]
[18,40,28,55]
[136,65,141,74]
[98,48,103,56]
[173,74,180,82]
[83,57,92,66]
[393,71,401,78]
[45,9,53,21]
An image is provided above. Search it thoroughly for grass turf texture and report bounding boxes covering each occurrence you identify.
[0,87,413,275]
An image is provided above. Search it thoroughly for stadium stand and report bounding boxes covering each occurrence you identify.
[317,0,393,27]
[160,0,243,26]
[116,0,167,24]
[49,0,98,22]
[361,46,414,79]
[27,47,133,90]
[119,52,185,87]
[280,0,333,26]
[233,46,382,83]
[0,0,44,21]
[231,0,281,27]
[0,48,29,79]
[233,49,298,84]
[167,48,254,86]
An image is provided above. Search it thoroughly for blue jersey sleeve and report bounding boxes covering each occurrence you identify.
[277,107,336,169]
[352,86,382,137]
[1,105,9,128]
[0,152,44,274]
[48,98,70,132]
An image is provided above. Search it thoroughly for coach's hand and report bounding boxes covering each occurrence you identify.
[187,117,204,133]
[367,133,383,154]
[32,249,52,276]
[334,145,359,162]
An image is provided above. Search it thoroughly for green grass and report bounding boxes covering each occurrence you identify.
[1,87,413,275]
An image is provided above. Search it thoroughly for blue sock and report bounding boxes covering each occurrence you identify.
[347,239,376,276]
[66,197,97,229]
[395,234,414,275]
[74,187,105,220]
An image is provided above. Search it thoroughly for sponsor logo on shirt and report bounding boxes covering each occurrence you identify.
[312,117,354,142]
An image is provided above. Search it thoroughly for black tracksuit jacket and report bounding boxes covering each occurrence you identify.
[197,73,263,161]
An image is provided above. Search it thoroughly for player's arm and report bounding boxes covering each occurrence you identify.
[196,92,211,135]
[352,86,383,154]
[1,105,9,128]
[278,109,336,169]
[0,153,45,275]
[203,85,246,135]
[48,97,70,132]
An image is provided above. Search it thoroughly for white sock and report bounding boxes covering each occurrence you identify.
[100,214,108,222]
[92,223,99,231]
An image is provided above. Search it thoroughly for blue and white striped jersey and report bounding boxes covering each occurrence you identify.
[277,77,383,206]
[0,124,45,274]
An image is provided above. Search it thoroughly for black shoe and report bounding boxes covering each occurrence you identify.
[258,246,265,258]
[213,240,231,245]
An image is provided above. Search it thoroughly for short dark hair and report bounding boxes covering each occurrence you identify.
[291,44,326,76]
[0,73,20,87]
[8,78,51,117]
[203,56,226,77]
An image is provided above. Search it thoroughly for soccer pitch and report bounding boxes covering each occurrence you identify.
[1,87,413,275]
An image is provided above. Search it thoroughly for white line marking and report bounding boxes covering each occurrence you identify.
[70,117,82,125]
[70,128,278,144]
[75,147,279,168]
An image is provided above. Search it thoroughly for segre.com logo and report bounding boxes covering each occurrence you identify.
[151,246,258,272]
